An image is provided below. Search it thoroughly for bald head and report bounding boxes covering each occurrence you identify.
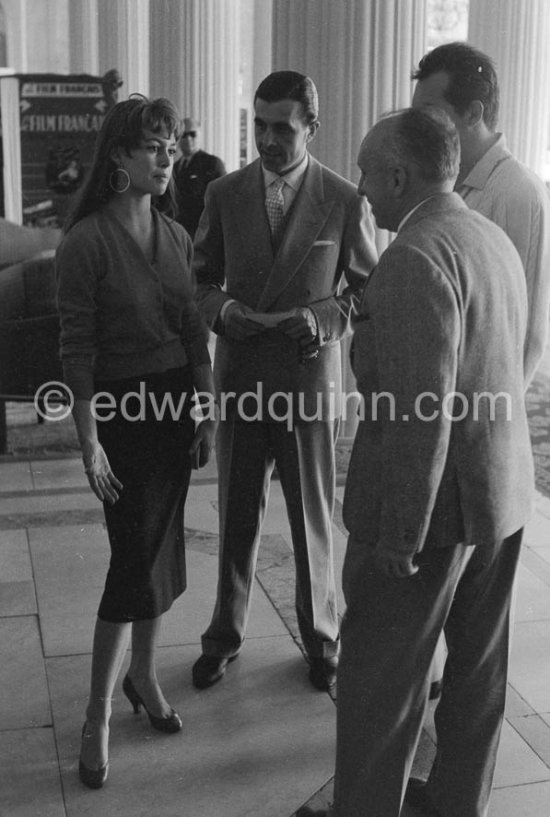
[368,109,460,182]
[357,108,460,231]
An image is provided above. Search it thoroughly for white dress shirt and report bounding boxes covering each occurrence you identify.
[262,152,309,214]
[221,153,311,325]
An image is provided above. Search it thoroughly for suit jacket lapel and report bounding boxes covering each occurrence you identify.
[230,159,274,278]
[256,157,334,311]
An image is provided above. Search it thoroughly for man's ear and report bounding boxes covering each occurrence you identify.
[392,165,408,198]
[463,100,484,128]
[306,120,320,142]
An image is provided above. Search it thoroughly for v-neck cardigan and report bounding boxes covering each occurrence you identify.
[56,209,209,399]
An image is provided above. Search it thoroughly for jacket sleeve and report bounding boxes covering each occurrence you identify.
[309,193,378,344]
[193,181,234,330]
[499,174,550,387]
[374,245,460,557]
[178,228,211,367]
[56,230,100,400]
[212,156,227,179]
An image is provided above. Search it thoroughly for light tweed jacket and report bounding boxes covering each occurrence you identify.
[343,193,534,556]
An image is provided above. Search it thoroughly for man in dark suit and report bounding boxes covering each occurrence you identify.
[192,70,377,692]
[173,117,226,238]
[299,108,534,817]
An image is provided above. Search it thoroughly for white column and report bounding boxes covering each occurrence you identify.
[2,0,28,71]
[468,0,550,176]
[273,0,426,188]
[5,0,70,74]
[68,0,99,74]
[238,0,273,165]
[149,0,240,171]
[251,0,273,89]
[97,0,149,98]
[272,0,427,439]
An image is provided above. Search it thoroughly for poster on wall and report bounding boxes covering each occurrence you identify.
[1,71,121,226]
[17,73,114,228]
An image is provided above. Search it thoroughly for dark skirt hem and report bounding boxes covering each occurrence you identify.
[95,366,195,622]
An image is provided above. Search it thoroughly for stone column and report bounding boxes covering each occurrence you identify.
[272,0,427,438]
[239,0,273,166]
[273,0,426,192]
[97,0,149,98]
[2,0,28,70]
[68,0,99,74]
[149,0,240,171]
[468,0,550,176]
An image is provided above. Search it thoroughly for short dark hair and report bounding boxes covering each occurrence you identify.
[254,70,319,124]
[376,107,460,183]
[64,95,181,232]
[412,42,499,131]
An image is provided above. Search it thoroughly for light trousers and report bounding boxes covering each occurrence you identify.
[202,417,340,659]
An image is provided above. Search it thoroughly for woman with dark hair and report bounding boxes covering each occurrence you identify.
[56,95,217,789]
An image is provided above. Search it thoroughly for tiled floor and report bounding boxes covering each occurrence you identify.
[1,446,550,815]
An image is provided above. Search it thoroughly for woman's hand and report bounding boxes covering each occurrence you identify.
[190,364,219,468]
[82,442,123,504]
[189,417,218,469]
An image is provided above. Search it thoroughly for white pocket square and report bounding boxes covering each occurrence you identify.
[313,240,335,246]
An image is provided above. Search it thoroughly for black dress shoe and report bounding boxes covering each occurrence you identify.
[295,808,329,817]
[404,778,442,816]
[308,656,338,691]
[192,654,237,689]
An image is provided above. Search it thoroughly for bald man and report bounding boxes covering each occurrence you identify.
[300,107,534,817]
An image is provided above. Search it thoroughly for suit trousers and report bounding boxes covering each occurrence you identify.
[201,416,340,659]
[333,529,523,817]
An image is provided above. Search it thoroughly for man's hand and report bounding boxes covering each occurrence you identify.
[224,303,265,341]
[374,549,419,579]
[277,307,318,347]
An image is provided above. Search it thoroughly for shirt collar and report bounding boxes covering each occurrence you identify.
[262,152,309,191]
[457,134,510,192]
[397,196,437,233]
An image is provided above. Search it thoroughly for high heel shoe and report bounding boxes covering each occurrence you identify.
[122,675,182,733]
[79,722,109,789]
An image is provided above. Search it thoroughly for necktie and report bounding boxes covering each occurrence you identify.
[265,177,285,239]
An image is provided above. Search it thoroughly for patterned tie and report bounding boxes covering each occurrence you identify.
[265,177,286,239]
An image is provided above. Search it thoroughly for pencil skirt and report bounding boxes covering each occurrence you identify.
[95,367,195,623]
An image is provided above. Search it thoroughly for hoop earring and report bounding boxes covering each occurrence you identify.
[109,167,130,193]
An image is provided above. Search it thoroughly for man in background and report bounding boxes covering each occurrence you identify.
[412,39,550,705]
[173,117,226,238]
[412,41,550,387]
